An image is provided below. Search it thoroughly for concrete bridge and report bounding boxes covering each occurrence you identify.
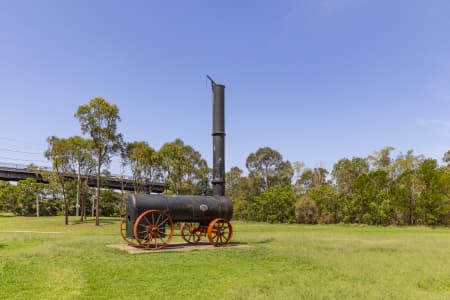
[0,163,165,193]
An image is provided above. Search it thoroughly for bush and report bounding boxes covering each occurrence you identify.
[251,185,296,223]
[295,196,318,224]
[39,199,63,216]
[320,212,334,224]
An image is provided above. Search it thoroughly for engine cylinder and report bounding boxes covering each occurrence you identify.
[125,194,233,238]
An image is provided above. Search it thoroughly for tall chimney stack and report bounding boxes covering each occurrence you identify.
[208,76,226,196]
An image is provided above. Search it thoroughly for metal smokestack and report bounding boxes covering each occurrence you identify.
[207,75,226,196]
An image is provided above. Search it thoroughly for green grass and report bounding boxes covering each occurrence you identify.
[1,217,450,300]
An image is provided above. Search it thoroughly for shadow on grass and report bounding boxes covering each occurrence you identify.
[228,241,249,246]
[252,238,275,244]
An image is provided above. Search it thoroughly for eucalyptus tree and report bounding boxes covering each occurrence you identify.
[394,169,424,224]
[245,147,293,192]
[0,183,19,215]
[296,167,329,194]
[158,139,209,195]
[124,141,157,193]
[16,178,44,216]
[331,156,384,223]
[415,159,450,225]
[391,150,424,178]
[225,166,262,219]
[368,146,395,171]
[331,157,369,194]
[225,166,243,197]
[292,161,306,182]
[45,136,73,225]
[118,148,128,214]
[443,150,450,165]
[75,97,122,226]
[386,150,424,224]
[352,169,393,225]
[66,136,95,221]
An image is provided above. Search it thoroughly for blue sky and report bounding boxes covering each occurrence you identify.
[0,0,449,174]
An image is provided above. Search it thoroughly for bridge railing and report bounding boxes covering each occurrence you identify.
[0,161,33,170]
[0,161,160,184]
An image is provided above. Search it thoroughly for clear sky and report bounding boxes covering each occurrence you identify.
[0,0,449,174]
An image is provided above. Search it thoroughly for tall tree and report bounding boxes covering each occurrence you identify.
[296,167,329,194]
[225,166,259,220]
[158,139,209,195]
[124,141,157,193]
[394,169,424,225]
[352,170,393,225]
[368,146,395,170]
[44,136,73,225]
[225,166,243,197]
[332,157,369,194]
[416,159,450,225]
[292,161,306,181]
[118,148,128,215]
[75,97,122,226]
[306,184,339,223]
[391,150,424,179]
[443,150,450,165]
[65,136,95,221]
[246,147,293,192]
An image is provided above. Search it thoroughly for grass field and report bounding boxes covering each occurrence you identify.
[1,217,450,300]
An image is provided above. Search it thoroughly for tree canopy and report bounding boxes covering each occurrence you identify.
[75,97,122,226]
[228,147,450,225]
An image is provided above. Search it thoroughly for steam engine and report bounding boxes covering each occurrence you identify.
[120,78,233,249]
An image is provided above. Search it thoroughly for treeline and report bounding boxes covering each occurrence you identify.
[1,146,447,227]
[0,179,120,217]
[0,97,448,227]
[227,147,450,226]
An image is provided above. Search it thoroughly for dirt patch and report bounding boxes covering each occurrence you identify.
[108,242,250,254]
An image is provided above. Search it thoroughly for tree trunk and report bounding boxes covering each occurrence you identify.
[96,157,101,226]
[58,170,69,225]
[409,197,413,225]
[92,194,95,217]
[76,164,81,217]
[62,186,68,226]
[36,194,40,217]
[83,180,87,221]
[80,178,85,222]
[120,178,125,216]
[64,197,68,225]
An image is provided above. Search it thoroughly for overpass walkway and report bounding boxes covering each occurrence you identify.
[0,162,165,193]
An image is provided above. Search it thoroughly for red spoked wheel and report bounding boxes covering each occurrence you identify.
[133,210,174,250]
[180,222,202,244]
[120,216,137,245]
[207,218,233,247]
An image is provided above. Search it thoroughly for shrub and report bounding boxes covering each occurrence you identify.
[295,196,318,224]
[319,212,333,224]
[251,185,297,223]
